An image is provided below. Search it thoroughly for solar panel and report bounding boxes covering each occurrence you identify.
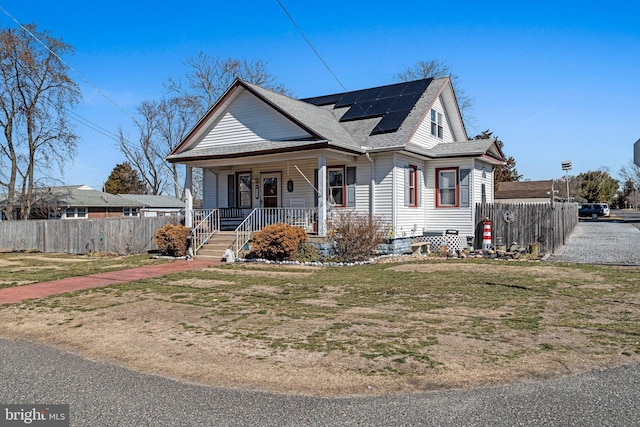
[302,79,433,134]
[371,111,409,134]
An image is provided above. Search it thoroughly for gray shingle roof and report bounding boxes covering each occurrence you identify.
[118,194,184,208]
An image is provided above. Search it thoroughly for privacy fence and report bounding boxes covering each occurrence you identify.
[475,203,579,254]
[0,216,183,255]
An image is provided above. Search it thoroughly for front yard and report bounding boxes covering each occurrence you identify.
[1,254,639,396]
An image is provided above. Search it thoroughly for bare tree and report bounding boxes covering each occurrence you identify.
[0,24,80,220]
[120,53,288,198]
[395,59,474,126]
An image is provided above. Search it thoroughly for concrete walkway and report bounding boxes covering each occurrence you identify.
[0,258,217,305]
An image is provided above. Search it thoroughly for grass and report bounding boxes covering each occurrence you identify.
[1,257,640,395]
[0,252,171,288]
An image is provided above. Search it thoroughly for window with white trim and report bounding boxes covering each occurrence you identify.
[64,207,87,219]
[328,167,345,206]
[123,207,140,217]
[430,109,443,139]
[436,168,458,207]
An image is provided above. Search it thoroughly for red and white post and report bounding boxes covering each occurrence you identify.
[482,217,492,250]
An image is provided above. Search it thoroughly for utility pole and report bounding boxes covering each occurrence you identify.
[561,161,572,202]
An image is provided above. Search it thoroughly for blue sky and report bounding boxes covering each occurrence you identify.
[2,1,639,190]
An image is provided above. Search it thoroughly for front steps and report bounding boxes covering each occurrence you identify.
[195,231,237,261]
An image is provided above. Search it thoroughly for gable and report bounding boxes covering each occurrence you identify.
[198,90,312,150]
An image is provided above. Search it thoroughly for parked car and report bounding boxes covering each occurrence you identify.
[578,203,605,218]
[597,203,610,217]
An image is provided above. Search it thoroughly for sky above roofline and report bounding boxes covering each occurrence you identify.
[2,1,638,191]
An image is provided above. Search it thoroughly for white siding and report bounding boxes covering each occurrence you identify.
[372,155,394,226]
[409,96,455,149]
[203,168,218,209]
[424,159,475,237]
[198,90,311,149]
[394,155,426,238]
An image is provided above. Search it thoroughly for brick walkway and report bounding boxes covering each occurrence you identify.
[0,259,218,305]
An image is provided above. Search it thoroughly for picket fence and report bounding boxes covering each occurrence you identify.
[474,203,579,254]
[0,216,183,255]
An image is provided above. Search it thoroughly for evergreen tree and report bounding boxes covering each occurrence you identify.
[474,130,521,190]
[104,162,148,194]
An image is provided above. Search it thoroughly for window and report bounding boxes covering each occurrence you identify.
[64,207,88,219]
[430,109,443,139]
[238,173,252,208]
[123,207,139,217]
[407,165,418,207]
[328,167,345,206]
[436,168,458,207]
[346,166,356,207]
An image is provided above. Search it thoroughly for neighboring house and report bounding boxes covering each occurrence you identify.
[495,180,559,204]
[117,194,185,217]
[167,77,505,253]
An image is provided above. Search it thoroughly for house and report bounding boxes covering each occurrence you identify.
[495,180,559,204]
[1,186,185,221]
[117,194,185,217]
[167,77,505,255]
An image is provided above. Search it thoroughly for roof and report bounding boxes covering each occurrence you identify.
[118,194,184,209]
[168,77,497,163]
[495,180,555,200]
[0,185,145,208]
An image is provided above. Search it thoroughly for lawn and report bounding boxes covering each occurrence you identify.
[0,252,170,288]
[1,256,639,396]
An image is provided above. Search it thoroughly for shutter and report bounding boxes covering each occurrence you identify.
[346,167,356,207]
[460,169,470,207]
[227,174,235,208]
[418,169,423,207]
[404,167,410,206]
[314,169,318,208]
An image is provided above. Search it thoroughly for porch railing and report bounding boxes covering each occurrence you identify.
[235,207,316,258]
[192,209,220,253]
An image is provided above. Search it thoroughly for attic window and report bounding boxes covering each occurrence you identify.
[430,109,443,139]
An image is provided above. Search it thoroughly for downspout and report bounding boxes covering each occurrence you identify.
[365,152,374,216]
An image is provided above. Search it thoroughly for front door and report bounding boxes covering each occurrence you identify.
[261,173,281,208]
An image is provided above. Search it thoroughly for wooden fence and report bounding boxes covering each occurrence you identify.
[0,216,183,255]
[475,203,579,254]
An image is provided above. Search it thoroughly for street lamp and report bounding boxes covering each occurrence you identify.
[561,161,572,202]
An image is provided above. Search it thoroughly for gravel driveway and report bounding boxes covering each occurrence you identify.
[546,218,640,265]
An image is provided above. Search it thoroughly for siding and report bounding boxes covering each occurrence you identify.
[373,155,394,226]
[409,96,455,149]
[203,168,218,209]
[424,159,474,237]
[394,155,426,237]
[198,90,310,149]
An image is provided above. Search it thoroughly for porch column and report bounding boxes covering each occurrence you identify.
[184,166,193,228]
[317,155,327,236]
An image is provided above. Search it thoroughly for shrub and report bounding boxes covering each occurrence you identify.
[296,242,320,263]
[330,210,386,262]
[155,224,191,257]
[251,223,307,261]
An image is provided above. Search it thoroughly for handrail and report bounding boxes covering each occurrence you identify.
[192,209,220,254]
[235,207,316,258]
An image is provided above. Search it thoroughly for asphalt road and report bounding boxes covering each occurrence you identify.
[3,215,640,426]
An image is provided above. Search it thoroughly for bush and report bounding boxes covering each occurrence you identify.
[330,210,386,262]
[251,223,307,261]
[296,242,320,263]
[155,224,191,257]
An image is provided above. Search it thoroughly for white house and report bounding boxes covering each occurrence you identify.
[167,77,505,255]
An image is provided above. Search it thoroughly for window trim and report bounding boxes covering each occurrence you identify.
[328,166,346,207]
[430,108,443,139]
[408,165,418,207]
[436,167,459,208]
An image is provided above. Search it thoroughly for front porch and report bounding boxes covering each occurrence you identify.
[191,206,320,258]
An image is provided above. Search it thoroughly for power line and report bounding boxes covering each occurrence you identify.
[276,0,347,92]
